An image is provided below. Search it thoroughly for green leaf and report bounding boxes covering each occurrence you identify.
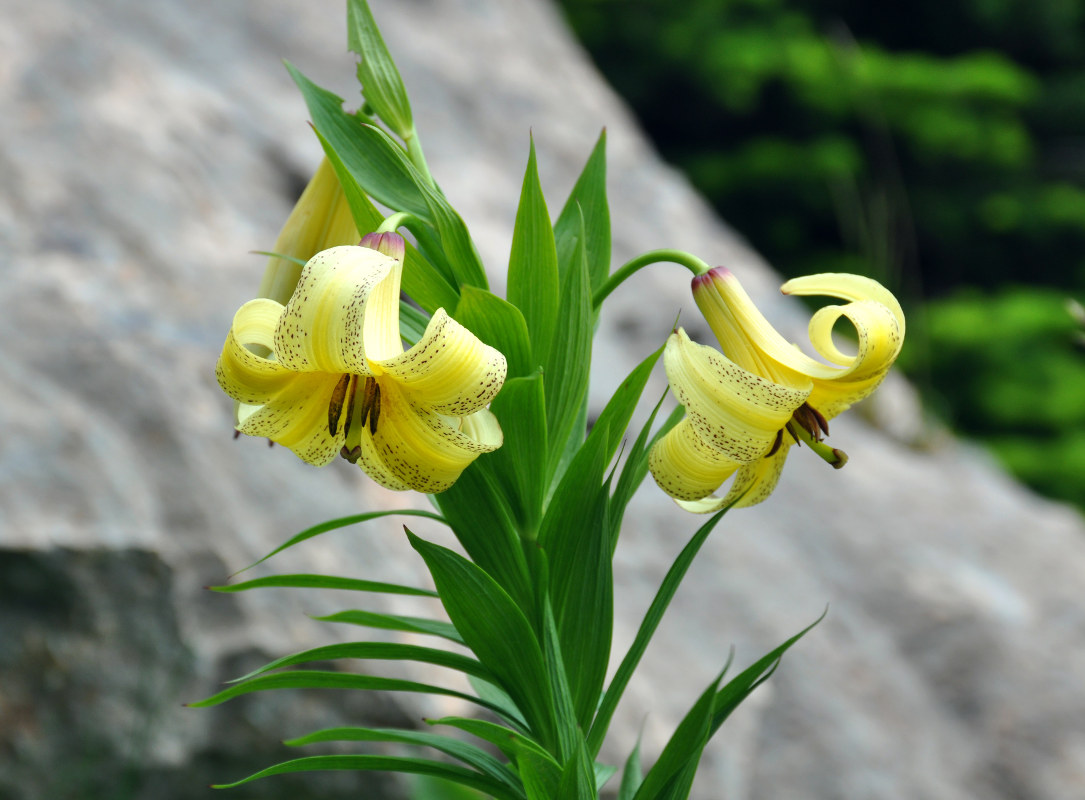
[454,286,534,380]
[307,124,459,314]
[709,612,825,736]
[587,344,664,481]
[409,532,558,751]
[594,762,619,792]
[486,374,547,537]
[556,736,597,800]
[400,299,430,346]
[617,738,643,800]
[226,642,490,685]
[289,63,430,219]
[289,63,485,292]
[428,716,556,770]
[538,428,612,729]
[465,677,530,731]
[543,206,593,483]
[209,573,437,597]
[284,726,524,799]
[632,674,723,800]
[347,0,414,139]
[212,754,516,798]
[538,585,583,763]
[507,137,560,369]
[587,506,731,757]
[316,609,464,645]
[188,670,502,717]
[235,508,446,574]
[432,462,533,608]
[609,401,683,554]
[554,129,611,294]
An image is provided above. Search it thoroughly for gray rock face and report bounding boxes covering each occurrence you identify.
[2,0,1083,798]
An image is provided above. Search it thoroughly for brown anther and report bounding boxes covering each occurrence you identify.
[765,428,784,458]
[791,402,829,442]
[328,374,352,435]
[368,381,381,435]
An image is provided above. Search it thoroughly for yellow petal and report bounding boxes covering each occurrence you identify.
[274,246,399,375]
[215,299,295,404]
[649,417,741,502]
[374,309,508,415]
[693,268,815,384]
[782,272,905,335]
[674,444,792,512]
[237,372,344,466]
[664,329,809,463]
[369,381,502,493]
[258,157,361,306]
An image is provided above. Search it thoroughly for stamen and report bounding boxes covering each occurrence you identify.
[765,428,784,457]
[342,376,360,439]
[328,374,352,435]
[368,381,381,435]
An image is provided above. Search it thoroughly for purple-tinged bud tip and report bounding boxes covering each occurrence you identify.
[360,232,406,262]
[691,266,732,293]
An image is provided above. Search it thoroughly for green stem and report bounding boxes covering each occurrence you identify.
[592,249,712,310]
[377,212,420,233]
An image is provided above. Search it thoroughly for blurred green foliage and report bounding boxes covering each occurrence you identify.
[559,0,1085,509]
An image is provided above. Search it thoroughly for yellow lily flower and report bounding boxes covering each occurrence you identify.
[258,156,360,305]
[650,267,905,511]
[216,236,507,493]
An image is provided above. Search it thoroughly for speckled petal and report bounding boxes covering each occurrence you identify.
[369,381,503,493]
[373,309,508,415]
[649,417,740,502]
[236,372,344,466]
[215,299,295,404]
[274,246,399,375]
[674,444,793,512]
[664,329,809,464]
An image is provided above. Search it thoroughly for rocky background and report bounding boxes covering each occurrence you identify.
[2,0,1084,798]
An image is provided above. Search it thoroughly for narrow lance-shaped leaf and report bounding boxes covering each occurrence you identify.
[610,401,684,554]
[556,735,597,800]
[188,670,507,721]
[587,506,731,757]
[538,580,584,763]
[225,642,490,685]
[428,716,558,773]
[209,573,437,597]
[507,137,560,369]
[288,63,431,219]
[235,508,447,574]
[709,612,825,736]
[454,285,534,380]
[554,129,611,295]
[632,673,723,800]
[212,754,519,799]
[316,608,464,645]
[347,0,414,139]
[432,461,534,609]
[538,426,613,729]
[408,531,559,752]
[543,206,593,484]
[482,374,547,537]
[284,726,524,799]
[618,737,644,800]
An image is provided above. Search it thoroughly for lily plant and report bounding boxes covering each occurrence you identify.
[194,2,906,799]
